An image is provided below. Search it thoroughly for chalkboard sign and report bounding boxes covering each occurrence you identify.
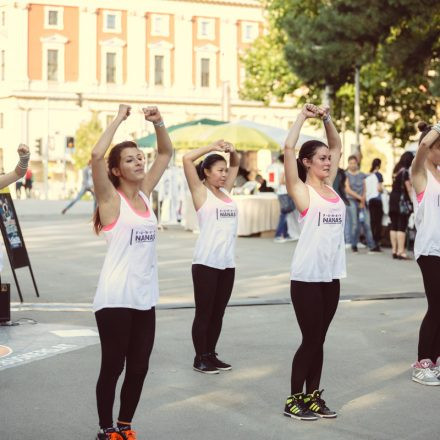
[0,188,39,302]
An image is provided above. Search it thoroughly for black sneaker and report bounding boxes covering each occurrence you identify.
[193,354,219,374]
[96,428,123,439]
[284,393,319,421]
[305,389,337,418]
[207,352,232,371]
[368,246,381,253]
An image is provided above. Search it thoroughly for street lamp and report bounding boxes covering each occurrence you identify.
[354,64,361,154]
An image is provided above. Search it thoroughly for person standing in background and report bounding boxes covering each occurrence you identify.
[365,158,384,249]
[61,160,95,214]
[345,155,379,252]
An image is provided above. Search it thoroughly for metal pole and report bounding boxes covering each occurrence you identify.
[43,98,49,199]
[354,65,360,154]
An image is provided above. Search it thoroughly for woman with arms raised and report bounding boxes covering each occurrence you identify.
[91,104,172,439]
[283,104,344,421]
[183,140,239,374]
[409,120,440,386]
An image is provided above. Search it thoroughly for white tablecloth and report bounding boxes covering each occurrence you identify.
[183,193,300,237]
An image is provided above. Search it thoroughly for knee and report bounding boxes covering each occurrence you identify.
[126,361,149,380]
[101,357,125,379]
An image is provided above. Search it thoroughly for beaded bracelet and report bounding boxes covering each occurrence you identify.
[323,114,332,124]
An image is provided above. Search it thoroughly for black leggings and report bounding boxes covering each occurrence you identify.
[95,307,155,429]
[368,198,383,244]
[290,280,340,395]
[192,264,235,355]
[417,256,440,362]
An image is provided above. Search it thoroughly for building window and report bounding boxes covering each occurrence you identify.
[154,55,164,86]
[151,14,169,37]
[106,52,116,83]
[47,49,58,81]
[201,58,210,88]
[197,18,215,40]
[242,22,258,43]
[103,11,121,33]
[1,50,4,81]
[44,7,63,30]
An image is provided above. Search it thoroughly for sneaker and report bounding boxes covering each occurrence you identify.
[304,389,337,418]
[207,352,232,371]
[411,359,440,386]
[357,242,366,249]
[368,246,381,253]
[193,354,219,374]
[345,243,352,249]
[96,428,123,440]
[351,246,358,252]
[118,429,137,440]
[432,357,440,379]
[284,236,296,242]
[283,393,318,421]
[274,237,286,243]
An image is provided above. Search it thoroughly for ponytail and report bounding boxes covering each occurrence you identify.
[296,158,307,182]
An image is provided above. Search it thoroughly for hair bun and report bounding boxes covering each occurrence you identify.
[418,121,429,132]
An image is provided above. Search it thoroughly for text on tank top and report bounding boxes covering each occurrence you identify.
[414,170,440,259]
[290,184,346,282]
[93,191,159,312]
[192,187,238,269]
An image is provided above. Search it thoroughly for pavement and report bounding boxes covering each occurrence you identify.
[0,200,436,440]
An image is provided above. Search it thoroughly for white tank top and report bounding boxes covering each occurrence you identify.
[290,185,346,282]
[193,187,238,269]
[93,191,159,312]
[414,170,440,260]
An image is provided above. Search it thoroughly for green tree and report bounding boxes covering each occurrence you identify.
[240,0,440,147]
[72,113,102,169]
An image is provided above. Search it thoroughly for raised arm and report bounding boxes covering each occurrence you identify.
[141,106,173,197]
[284,104,317,213]
[411,123,440,194]
[182,140,229,210]
[0,144,30,190]
[224,146,240,193]
[319,106,342,186]
[91,104,130,208]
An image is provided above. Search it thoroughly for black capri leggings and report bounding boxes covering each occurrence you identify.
[290,280,340,395]
[389,212,409,232]
[95,307,155,429]
[417,256,440,362]
[192,264,235,355]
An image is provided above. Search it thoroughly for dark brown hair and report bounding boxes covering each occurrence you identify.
[418,121,432,144]
[296,140,328,182]
[195,154,227,180]
[93,140,140,234]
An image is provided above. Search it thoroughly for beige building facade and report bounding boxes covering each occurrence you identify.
[0,0,302,199]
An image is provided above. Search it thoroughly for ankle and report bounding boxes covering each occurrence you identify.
[117,421,132,431]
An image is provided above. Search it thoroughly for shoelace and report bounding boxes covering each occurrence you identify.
[421,368,438,378]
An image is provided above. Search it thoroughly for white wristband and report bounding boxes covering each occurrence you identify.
[432,123,440,134]
[153,120,165,128]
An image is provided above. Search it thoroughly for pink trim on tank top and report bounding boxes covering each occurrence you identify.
[102,219,118,231]
[300,188,340,218]
[300,208,309,217]
[417,191,425,203]
[117,190,150,218]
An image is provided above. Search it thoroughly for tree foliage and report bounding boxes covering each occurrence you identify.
[240,0,440,147]
[71,113,102,169]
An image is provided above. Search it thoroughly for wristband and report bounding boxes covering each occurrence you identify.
[17,154,30,170]
[323,114,332,124]
[153,120,165,128]
[432,123,440,134]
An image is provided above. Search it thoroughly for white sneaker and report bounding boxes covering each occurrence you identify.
[432,357,440,379]
[284,236,296,242]
[357,242,367,249]
[273,237,286,243]
[345,243,352,249]
[411,359,440,386]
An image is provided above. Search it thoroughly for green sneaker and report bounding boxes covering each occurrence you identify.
[284,393,318,421]
[305,389,337,418]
